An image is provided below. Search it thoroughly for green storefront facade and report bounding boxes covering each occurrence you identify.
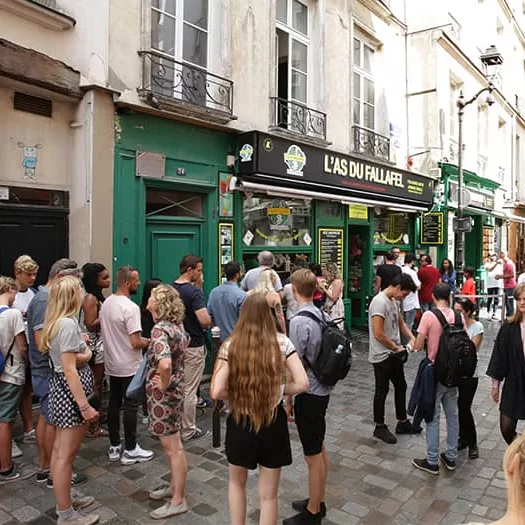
[113,111,234,294]
[433,163,500,281]
[112,117,435,328]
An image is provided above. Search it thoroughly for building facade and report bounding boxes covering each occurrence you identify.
[0,0,114,282]
[406,0,525,276]
[108,0,435,326]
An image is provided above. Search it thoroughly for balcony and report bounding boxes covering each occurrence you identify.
[138,50,234,122]
[352,125,390,162]
[270,97,327,141]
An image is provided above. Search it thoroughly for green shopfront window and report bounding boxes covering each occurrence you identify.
[373,209,411,245]
[242,194,312,247]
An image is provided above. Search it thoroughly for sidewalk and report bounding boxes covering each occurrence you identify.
[0,318,517,524]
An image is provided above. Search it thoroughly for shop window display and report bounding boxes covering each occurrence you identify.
[242,194,312,247]
[373,209,411,245]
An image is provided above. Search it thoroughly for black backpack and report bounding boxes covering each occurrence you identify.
[432,308,477,387]
[294,310,352,387]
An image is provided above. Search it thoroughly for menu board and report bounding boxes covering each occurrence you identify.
[420,212,444,245]
[218,223,234,283]
[318,228,344,275]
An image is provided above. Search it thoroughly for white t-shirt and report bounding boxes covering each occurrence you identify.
[401,265,421,311]
[518,272,525,285]
[13,288,35,317]
[467,321,484,378]
[0,307,26,386]
[219,332,296,401]
[485,262,503,289]
[100,294,142,377]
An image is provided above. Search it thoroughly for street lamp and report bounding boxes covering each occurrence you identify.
[455,45,503,289]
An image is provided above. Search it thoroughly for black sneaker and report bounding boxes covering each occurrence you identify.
[457,440,468,451]
[46,471,88,488]
[395,420,419,435]
[36,470,50,483]
[439,452,456,471]
[373,424,397,444]
[291,499,327,518]
[412,458,439,475]
[469,444,479,459]
[283,509,322,525]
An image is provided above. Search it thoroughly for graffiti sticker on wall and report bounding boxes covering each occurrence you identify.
[18,143,42,181]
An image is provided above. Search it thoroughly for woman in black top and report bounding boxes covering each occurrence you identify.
[140,278,162,419]
[487,283,525,444]
[81,263,110,437]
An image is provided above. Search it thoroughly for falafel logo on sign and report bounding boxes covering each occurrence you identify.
[239,144,254,163]
[284,144,306,176]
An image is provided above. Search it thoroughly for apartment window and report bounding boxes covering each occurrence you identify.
[353,37,375,130]
[276,0,309,104]
[449,81,463,139]
[151,0,208,69]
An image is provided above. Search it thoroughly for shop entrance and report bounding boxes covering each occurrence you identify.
[145,188,205,282]
[0,189,69,286]
[347,224,370,326]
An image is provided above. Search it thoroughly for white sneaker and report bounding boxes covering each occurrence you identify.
[108,444,122,462]
[23,429,37,443]
[120,444,154,465]
[11,441,22,458]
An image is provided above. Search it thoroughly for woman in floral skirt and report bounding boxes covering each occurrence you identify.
[144,284,189,520]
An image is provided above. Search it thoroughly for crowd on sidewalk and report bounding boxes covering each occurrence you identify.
[1,249,525,525]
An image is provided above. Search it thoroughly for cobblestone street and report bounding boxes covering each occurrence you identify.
[0,316,520,525]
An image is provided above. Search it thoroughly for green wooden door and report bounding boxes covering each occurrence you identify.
[146,220,202,282]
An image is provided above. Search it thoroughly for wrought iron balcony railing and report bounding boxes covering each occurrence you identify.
[138,50,233,116]
[352,125,390,162]
[270,97,327,140]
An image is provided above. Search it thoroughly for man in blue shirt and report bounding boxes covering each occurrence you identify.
[207,262,246,342]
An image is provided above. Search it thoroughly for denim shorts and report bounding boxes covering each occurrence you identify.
[32,373,52,424]
[0,381,24,423]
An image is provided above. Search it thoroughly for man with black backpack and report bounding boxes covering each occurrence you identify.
[412,282,476,475]
[283,268,335,525]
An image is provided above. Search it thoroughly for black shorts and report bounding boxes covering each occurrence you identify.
[294,392,330,456]
[225,403,292,470]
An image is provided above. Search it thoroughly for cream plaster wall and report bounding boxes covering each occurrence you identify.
[0,87,75,188]
[0,0,109,85]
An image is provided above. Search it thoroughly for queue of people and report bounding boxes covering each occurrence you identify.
[1,247,524,525]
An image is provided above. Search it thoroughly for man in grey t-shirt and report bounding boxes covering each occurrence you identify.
[240,251,283,292]
[368,273,417,445]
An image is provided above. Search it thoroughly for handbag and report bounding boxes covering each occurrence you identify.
[126,357,147,400]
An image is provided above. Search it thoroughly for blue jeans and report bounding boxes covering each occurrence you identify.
[426,382,458,465]
[420,302,432,313]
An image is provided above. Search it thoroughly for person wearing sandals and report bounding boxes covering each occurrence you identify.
[211,292,309,525]
[40,276,100,525]
[81,263,111,438]
[145,284,190,519]
[454,298,483,459]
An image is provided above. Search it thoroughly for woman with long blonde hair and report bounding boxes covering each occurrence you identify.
[143,285,190,519]
[464,431,525,525]
[253,268,286,334]
[488,283,525,444]
[211,292,308,525]
[40,276,99,525]
[323,263,345,325]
